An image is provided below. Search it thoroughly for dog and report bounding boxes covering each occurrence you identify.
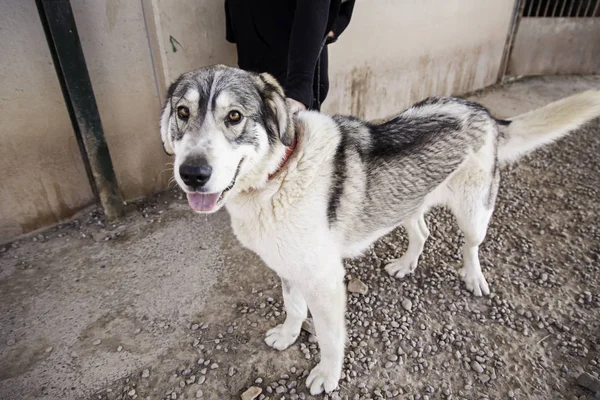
[160,64,600,395]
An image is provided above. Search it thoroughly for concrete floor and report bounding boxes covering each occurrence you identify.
[0,75,599,400]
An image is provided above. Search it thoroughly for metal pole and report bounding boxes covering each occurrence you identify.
[36,0,124,221]
[498,0,526,83]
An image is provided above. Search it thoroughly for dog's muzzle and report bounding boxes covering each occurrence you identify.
[184,159,243,213]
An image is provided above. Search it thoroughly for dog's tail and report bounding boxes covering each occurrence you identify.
[497,89,600,164]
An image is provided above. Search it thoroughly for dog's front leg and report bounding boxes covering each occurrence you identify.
[265,278,307,350]
[302,271,346,395]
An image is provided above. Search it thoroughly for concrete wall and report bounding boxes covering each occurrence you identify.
[0,1,94,240]
[1,0,516,241]
[0,0,171,241]
[149,0,237,86]
[323,0,516,119]
[71,0,170,200]
[508,18,600,76]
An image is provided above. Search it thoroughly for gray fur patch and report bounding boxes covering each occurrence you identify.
[328,97,501,245]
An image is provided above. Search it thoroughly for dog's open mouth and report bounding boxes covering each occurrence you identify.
[186,159,243,212]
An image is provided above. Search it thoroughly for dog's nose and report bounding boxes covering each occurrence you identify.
[179,164,212,189]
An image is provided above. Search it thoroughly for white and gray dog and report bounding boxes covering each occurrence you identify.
[160,65,600,395]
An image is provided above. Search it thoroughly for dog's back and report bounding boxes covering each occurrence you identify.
[325,97,501,256]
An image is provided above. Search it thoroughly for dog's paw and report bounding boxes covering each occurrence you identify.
[385,256,417,279]
[459,268,490,297]
[306,362,340,395]
[264,324,299,351]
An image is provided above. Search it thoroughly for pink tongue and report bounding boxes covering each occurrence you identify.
[186,192,220,211]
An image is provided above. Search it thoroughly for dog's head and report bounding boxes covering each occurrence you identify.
[160,65,293,213]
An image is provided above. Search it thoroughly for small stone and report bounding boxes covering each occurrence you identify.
[508,390,515,398]
[228,366,236,376]
[142,369,150,378]
[480,374,491,383]
[117,346,123,352]
[191,324,200,330]
[275,386,286,394]
[302,319,316,336]
[197,376,206,384]
[387,354,399,362]
[45,346,53,353]
[348,278,368,295]
[576,372,600,392]
[471,361,484,374]
[210,363,218,369]
[93,339,102,345]
[241,386,262,400]
[128,389,136,397]
[401,298,413,312]
[195,390,203,398]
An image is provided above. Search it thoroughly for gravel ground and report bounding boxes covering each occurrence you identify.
[1,76,599,400]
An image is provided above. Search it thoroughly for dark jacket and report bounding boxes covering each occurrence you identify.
[225,0,355,110]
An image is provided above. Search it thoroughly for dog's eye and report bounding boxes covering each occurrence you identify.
[227,110,242,124]
[177,106,190,120]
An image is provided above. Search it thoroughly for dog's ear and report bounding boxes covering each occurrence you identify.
[159,100,174,155]
[254,73,294,146]
[160,77,186,156]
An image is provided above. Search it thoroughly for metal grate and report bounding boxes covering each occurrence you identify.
[523,0,600,17]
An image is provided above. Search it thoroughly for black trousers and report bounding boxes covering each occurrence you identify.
[312,45,329,111]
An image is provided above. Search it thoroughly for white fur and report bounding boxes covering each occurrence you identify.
[499,89,600,164]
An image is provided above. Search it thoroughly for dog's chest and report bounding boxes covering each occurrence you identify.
[227,196,286,252]
[230,216,298,279]
[226,194,324,280]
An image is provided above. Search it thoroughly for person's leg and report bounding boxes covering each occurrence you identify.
[319,46,329,107]
[312,45,329,110]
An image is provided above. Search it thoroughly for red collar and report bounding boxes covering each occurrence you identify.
[268,136,297,180]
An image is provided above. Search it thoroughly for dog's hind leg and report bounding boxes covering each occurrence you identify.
[385,212,429,279]
[265,278,307,350]
[450,185,495,297]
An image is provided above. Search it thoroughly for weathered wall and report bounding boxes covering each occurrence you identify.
[323,0,516,119]
[71,0,170,200]
[149,0,237,86]
[508,18,600,76]
[0,1,94,240]
[0,1,171,242]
